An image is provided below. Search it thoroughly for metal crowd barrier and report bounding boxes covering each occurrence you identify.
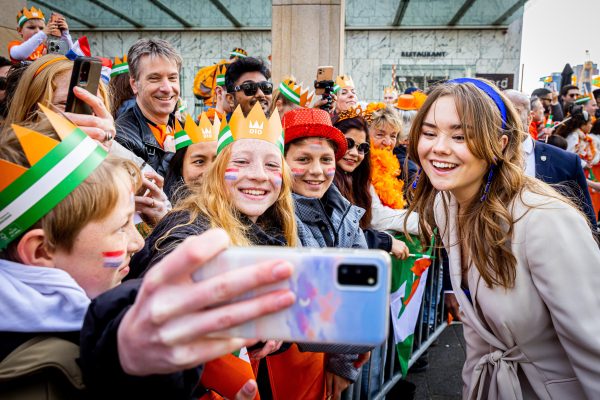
[344,246,448,400]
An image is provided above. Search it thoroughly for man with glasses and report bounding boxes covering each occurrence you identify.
[560,84,580,112]
[224,57,273,117]
[531,87,564,122]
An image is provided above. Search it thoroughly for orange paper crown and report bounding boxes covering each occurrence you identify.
[217,104,284,154]
[17,6,45,27]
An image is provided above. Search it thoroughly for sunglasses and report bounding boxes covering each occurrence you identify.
[346,137,370,154]
[232,81,273,96]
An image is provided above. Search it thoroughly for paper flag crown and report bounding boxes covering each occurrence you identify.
[279,77,314,107]
[333,75,355,93]
[217,103,284,154]
[383,87,397,96]
[216,63,227,87]
[230,47,248,58]
[111,55,129,77]
[0,105,107,249]
[17,6,45,27]
[174,112,221,151]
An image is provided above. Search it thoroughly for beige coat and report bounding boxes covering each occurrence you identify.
[434,190,600,400]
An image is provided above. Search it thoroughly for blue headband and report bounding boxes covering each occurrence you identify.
[448,78,508,130]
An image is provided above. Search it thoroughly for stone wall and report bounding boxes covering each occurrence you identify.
[345,18,523,102]
[75,15,522,109]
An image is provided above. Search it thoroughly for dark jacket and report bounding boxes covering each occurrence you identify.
[534,140,597,229]
[129,210,286,280]
[363,228,392,252]
[79,280,203,399]
[115,102,174,177]
[549,102,564,122]
[293,185,368,249]
[393,145,419,186]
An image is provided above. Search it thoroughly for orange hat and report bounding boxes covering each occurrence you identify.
[395,94,418,111]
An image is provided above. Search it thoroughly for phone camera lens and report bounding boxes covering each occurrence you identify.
[341,267,348,275]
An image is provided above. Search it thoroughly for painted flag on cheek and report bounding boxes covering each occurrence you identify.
[225,168,239,180]
[102,250,125,268]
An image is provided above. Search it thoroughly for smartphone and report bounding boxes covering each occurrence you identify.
[65,57,102,115]
[192,246,391,346]
[49,13,63,36]
[315,66,334,95]
[47,37,68,55]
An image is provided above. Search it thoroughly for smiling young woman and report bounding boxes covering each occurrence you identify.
[407,78,600,399]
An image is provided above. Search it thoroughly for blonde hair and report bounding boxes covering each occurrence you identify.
[406,80,576,289]
[3,55,111,129]
[161,143,297,248]
[369,105,403,145]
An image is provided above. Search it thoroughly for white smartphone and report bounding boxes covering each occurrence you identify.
[192,246,392,346]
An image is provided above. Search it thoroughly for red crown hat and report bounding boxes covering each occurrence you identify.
[283,108,347,161]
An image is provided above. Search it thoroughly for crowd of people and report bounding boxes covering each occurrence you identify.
[1,7,600,400]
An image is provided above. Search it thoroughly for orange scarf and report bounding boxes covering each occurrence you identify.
[370,146,406,209]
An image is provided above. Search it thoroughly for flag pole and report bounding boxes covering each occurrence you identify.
[520,63,525,92]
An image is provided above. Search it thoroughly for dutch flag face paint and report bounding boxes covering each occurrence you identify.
[102,250,125,268]
[291,168,305,177]
[326,168,336,177]
[225,168,239,180]
[273,171,282,187]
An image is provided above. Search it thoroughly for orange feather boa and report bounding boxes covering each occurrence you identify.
[370,146,406,209]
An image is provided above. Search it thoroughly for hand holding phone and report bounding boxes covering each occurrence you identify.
[315,66,335,112]
[65,57,102,115]
[193,246,392,346]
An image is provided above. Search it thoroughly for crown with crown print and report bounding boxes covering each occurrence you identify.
[0,105,107,249]
[111,55,129,77]
[17,6,45,27]
[279,77,314,107]
[230,47,248,58]
[217,103,284,154]
[174,112,221,151]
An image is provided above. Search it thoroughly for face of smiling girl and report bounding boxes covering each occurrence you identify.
[417,95,488,206]
[224,139,283,222]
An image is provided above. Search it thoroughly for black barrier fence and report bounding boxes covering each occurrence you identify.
[343,246,447,400]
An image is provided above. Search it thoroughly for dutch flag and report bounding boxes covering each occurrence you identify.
[65,36,91,60]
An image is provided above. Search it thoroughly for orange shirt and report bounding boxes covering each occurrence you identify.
[147,121,173,149]
[7,40,46,63]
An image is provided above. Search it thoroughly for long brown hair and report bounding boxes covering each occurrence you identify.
[406,80,575,289]
[108,71,134,118]
[159,143,297,248]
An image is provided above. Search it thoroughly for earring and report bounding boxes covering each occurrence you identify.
[480,166,495,202]
[412,168,422,190]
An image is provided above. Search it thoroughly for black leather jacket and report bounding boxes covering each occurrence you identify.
[115,102,174,177]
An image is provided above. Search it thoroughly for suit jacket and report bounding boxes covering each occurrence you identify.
[534,140,597,229]
[435,190,600,400]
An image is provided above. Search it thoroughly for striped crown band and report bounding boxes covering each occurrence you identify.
[110,63,129,77]
[216,74,226,86]
[332,84,341,94]
[230,51,247,58]
[175,113,221,151]
[0,106,107,249]
[17,15,28,27]
[279,82,301,105]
